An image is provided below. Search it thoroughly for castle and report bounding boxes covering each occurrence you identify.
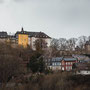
[0,28,51,50]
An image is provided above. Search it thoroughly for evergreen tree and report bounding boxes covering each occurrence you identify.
[27,52,45,73]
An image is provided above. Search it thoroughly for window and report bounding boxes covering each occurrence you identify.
[71,66,72,70]
[66,62,67,65]
[68,62,70,65]
[54,63,56,66]
[60,63,61,65]
[66,66,67,69]
[69,67,71,70]
[56,62,60,66]
[52,63,55,66]
[66,66,71,71]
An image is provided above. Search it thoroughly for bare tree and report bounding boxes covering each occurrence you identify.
[88,36,90,41]
[0,55,23,83]
[50,38,60,56]
[50,38,59,50]
[34,38,47,51]
[58,38,67,51]
[66,38,77,51]
[77,36,87,50]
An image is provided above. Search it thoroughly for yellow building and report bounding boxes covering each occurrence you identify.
[18,34,28,48]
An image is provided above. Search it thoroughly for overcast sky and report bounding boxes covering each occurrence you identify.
[0,0,90,38]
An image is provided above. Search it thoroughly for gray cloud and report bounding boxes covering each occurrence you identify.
[13,0,28,2]
[0,0,90,38]
[0,0,4,3]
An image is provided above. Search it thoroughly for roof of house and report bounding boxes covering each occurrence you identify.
[75,62,90,70]
[48,57,77,62]
[0,32,7,38]
[15,28,51,38]
[72,54,86,59]
[64,58,77,61]
[51,57,63,62]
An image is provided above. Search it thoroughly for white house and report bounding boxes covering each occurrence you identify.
[75,62,90,75]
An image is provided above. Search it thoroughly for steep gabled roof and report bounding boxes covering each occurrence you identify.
[15,30,51,38]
